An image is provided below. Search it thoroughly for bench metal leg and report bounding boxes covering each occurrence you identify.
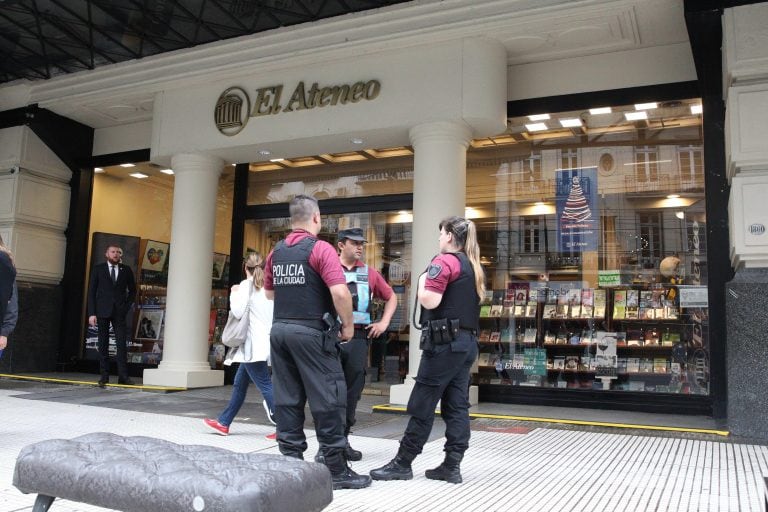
[32,494,55,512]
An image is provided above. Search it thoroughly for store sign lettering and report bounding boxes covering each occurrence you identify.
[215,80,381,136]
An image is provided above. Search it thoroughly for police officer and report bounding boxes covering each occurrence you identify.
[335,227,398,461]
[370,216,484,484]
[264,195,371,490]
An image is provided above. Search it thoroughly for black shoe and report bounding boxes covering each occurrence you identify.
[97,378,108,388]
[425,452,463,484]
[331,466,372,490]
[345,443,362,462]
[117,377,134,385]
[370,457,413,481]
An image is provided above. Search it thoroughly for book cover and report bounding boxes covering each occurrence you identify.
[617,357,628,373]
[555,305,568,318]
[542,304,557,319]
[478,329,491,342]
[626,289,639,307]
[502,306,515,318]
[593,289,607,307]
[639,358,653,373]
[477,353,491,366]
[644,328,660,346]
[613,290,626,319]
[653,358,668,373]
[500,328,514,343]
[546,358,554,369]
[489,304,503,318]
[593,305,606,319]
[626,357,640,373]
[580,305,594,318]
[528,289,539,303]
[568,304,581,319]
[514,305,525,317]
[661,331,680,347]
[626,329,643,346]
[639,290,653,309]
[569,332,581,345]
[628,381,645,391]
[489,331,501,343]
[525,304,538,318]
[545,288,558,304]
[639,307,654,320]
[555,332,568,345]
[479,305,491,318]
[556,290,568,306]
[510,284,529,305]
[625,306,639,319]
[523,328,537,344]
[616,332,627,346]
[651,289,664,308]
[564,356,580,371]
[653,307,665,319]
[544,332,556,344]
[567,288,582,306]
[581,289,594,307]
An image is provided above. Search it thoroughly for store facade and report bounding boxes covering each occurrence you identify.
[2,0,768,436]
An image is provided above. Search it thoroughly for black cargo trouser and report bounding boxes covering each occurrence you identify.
[340,330,369,432]
[400,330,478,456]
[270,321,347,458]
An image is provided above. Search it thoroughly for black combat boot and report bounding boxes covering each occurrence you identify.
[369,448,415,481]
[324,450,372,490]
[344,440,362,461]
[424,451,463,484]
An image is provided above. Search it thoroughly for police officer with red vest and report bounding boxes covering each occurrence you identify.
[264,195,371,490]
[370,216,485,485]
[334,227,398,461]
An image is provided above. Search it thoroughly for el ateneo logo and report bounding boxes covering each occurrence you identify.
[215,79,381,136]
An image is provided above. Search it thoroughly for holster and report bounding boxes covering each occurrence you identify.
[419,318,460,350]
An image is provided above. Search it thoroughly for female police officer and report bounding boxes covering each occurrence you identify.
[370,215,485,484]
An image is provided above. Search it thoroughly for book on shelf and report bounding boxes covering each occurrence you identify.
[639,307,654,320]
[500,328,514,343]
[639,290,653,309]
[581,289,594,307]
[665,306,679,319]
[555,305,568,318]
[523,328,537,344]
[478,329,491,342]
[555,332,568,344]
[525,304,537,318]
[546,358,554,369]
[580,305,594,318]
[553,356,566,370]
[651,289,664,308]
[593,289,606,306]
[508,283,529,305]
[625,306,639,319]
[542,304,557,319]
[581,356,592,371]
[639,358,653,373]
[556,290,568,306]
[545,288,558,305]
[644,328,660,346]
[489,331,501,343]
[513,305,525,317]
[593,305,606,319]
[653,358,669,373]
[479,305,491,318]
[616,332,627,346]
[564,356,580,371]
[628,381,645,391]
[613,290,627,319]
[653,307,665,319]
[567,288,582,306]
[568,304,581,319]
[477,353,492,366]
[544,332,556,344]
[569,332,581,345]
[528,289,539,303]
[661,330,680,347]
[617,357,628,373]
[626,329,643,346]
[626,357,640,373]
[489,304,503,318]
[626,290,639,307]
[502,306,515,317]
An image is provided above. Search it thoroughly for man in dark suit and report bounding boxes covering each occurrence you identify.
[87,244,136,387]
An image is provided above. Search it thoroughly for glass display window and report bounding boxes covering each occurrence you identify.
[467,98,709,395]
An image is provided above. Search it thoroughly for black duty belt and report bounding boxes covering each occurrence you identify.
[275,318,326,331]
[459,327,478,336]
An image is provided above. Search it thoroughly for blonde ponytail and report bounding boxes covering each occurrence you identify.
[244,252,265,290]
[438,216,486,300]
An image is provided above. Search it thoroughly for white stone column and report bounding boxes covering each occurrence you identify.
[143,153,225,388]
[389,120,477,405]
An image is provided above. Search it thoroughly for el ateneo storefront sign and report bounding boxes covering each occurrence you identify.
[214,79,381,136]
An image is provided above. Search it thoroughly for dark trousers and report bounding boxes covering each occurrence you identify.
[401,331,478,457]
[340,333,369,432]
[270,322,347,457]
[96,307,129,379]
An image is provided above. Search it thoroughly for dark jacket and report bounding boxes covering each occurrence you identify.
[0,252,15,323]
[1,282,18,337]
[87,262,136,318]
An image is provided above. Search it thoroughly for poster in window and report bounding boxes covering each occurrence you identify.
[141,240,169,272]
[556,167,598,252]
[135,309,164,340]
[212,253,227,281]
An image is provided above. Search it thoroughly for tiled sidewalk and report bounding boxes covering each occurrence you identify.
[1,382,767,511]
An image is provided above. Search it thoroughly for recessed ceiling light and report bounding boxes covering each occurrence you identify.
[667,194,680,199]
[589,107,612,115]
[258,150,271,156]
[160,169,174,175]
[129,173,148,179]
[525,123,548,132]
[350,138,364,144]
[269,158,285,163]
[528,114,550,121]
[625,111,648,121]
[634,102,657,110]
[691,104,703,114]
[120,163,135,168]
[676,211,685,219]
[94,167,104,173]
[559,118,582,128]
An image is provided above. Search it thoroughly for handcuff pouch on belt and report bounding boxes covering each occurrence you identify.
[322,312,341,353]
[419,318,460,351]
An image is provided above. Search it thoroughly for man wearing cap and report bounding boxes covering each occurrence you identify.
[335,227,398,461]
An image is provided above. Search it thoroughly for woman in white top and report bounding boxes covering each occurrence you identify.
[204,253,275,436]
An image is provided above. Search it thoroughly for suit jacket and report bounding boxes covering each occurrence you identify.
[87,262,136,318]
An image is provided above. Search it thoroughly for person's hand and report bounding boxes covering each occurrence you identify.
[0,335,7,350]
[88,315,97,327]
[366,321,389,339]
[231,284,240,292]
[339,323,353,342]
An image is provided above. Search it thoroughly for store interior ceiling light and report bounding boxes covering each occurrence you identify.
[160,169,174,175]
[269,158,285,163]
[94,167,104,173]
[676,211,685,219]
[559,118,583,128]
[258,150,271,156]
[120,163,135,168]
[528,114,550,121]
[350,138,365,144]
[691,104,703,114]
[667,194,680,199]
[525,122,548,132]
[589,107,612,115]
[634,102,658,110]
[625,111,648,121]
[129,172,148,179]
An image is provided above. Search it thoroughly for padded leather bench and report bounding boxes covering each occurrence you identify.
[13,432,332,512]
